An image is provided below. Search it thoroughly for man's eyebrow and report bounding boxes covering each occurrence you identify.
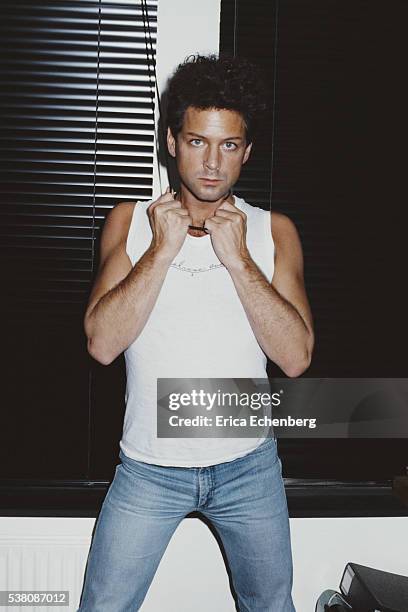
[186,132,243,141]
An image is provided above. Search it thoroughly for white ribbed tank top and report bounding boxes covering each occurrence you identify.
[120,194,275,467]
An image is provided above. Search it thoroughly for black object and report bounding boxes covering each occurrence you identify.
[315,589,352,611]
[188,224,209,233]
[315,589,352,612]
[340,562,408,612]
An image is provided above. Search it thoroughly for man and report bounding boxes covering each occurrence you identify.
[79,54,313,611]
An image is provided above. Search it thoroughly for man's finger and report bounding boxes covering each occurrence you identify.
[150,201,183,216]
[147,193,178,214]
[217,201,246,216]
[204,217,223,227]
[214,209,240,220]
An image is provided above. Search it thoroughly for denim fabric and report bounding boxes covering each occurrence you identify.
[78,437,296,612]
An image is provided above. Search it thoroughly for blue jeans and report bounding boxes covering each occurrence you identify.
[78,437,296,611]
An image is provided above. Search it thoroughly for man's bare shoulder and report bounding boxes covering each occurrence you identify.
[104,201,138,244]
[109,201,137,226]
[269,210,304,277]
[270,210,300,249]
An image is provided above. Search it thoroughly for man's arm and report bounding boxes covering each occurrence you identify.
[83,202,173,365]
[227,211,314,377]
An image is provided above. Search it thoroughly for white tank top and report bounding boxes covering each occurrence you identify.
[120,194,275,466]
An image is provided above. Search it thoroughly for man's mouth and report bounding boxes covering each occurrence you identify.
[199,178,221,183]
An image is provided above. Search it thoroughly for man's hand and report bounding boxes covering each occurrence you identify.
[147,187,192,262]
[205,200,250,270]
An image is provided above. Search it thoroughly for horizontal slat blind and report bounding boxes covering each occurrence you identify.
[0,1,158,481]
[0,0,157,322]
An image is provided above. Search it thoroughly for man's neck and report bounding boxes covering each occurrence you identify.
[176,186,234,226]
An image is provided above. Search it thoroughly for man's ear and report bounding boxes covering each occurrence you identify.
[167,127,176,158]
[242,141,253,165]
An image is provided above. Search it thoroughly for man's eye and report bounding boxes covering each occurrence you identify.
[190,139,203,146]
[223,142,237,150]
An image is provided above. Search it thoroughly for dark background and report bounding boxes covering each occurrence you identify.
[220,0,407,480]
[0,0,407,515]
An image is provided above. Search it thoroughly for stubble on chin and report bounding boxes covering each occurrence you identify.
[194,185,233,204]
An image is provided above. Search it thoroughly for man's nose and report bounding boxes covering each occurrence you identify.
[203,147,220,171]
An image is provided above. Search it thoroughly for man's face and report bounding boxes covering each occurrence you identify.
[167,106,252,202]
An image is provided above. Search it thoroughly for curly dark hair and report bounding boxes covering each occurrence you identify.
[166,53,268,145]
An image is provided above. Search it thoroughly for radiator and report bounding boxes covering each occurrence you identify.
[0,517,93,612]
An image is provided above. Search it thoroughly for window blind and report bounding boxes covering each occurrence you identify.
[0,0,158,480]
[0,0,158,324]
